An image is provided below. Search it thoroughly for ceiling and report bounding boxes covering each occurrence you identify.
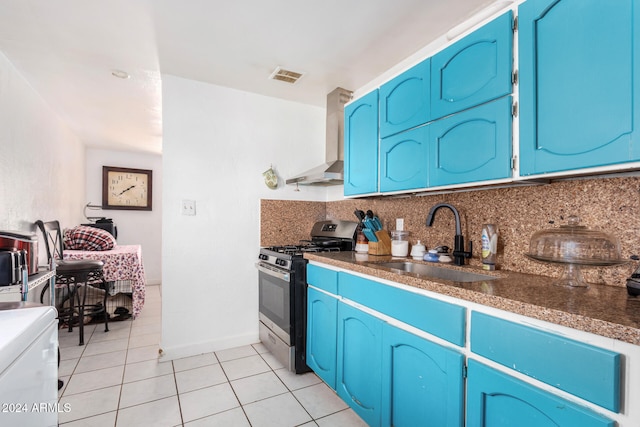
[0,0,497,154]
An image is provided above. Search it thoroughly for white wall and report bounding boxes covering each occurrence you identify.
[85,148,163,284]
[161,75,329,359]
[0,51,85,254]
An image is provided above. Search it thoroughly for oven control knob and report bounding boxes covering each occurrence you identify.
[259,254,268,261]
[275,259,285,266]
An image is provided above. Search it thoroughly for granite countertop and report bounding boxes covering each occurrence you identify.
[304,251,640,346]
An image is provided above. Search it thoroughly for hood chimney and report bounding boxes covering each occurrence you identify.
[286,87,353,186]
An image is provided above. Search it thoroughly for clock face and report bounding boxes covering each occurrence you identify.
[102,167,152,210]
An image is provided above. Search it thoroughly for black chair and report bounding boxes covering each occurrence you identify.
[36,220,109,345]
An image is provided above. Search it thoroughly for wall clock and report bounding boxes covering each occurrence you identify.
[102,166,153,210]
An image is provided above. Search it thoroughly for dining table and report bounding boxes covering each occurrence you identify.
[63,244,146,318]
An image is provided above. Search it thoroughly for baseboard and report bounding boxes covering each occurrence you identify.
[158,332,260,361]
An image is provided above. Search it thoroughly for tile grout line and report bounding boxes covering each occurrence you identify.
[171,360,185,427]
[58,289,360,426]
[213,348,254,426]
[113,320,132,427]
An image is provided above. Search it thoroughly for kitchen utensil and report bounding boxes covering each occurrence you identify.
[363,228,378,242]
[364,210,382,231]
[371,216,383,231]
[524,216,626,287]
[354,210,366,222]
[362,217,371,229]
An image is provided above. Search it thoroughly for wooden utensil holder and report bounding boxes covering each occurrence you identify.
[368,230,391,255]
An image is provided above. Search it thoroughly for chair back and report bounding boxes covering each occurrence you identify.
[35,220,64,264]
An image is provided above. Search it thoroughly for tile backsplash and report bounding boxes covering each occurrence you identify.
[261,175,640,288]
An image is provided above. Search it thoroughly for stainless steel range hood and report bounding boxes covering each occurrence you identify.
[286,87,353,186]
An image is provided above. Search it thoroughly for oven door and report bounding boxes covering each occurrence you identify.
[256,262,292,344]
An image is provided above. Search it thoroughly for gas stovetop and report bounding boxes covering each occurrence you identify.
[259,220,359,266]
[258,242,348,271]
[263,244,343,256]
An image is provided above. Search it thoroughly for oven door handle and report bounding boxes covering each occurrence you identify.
[255,262,290,282]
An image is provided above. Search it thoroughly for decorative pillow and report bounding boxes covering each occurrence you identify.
[63,226,116,251]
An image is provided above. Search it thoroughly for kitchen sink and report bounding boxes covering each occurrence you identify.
[371,261,497,283]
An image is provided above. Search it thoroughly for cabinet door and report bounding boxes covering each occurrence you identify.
[431,11,513,120]
[381,324,464,427]
[307,264,338,294]
[380,59,431,138]
[338,271,467,347]
[337,302,383,427]
[306,287,338,389]
[429,96,512,187]
[344,90,379,196]
[466,360,615,427]
[519,0,640,175]
[471,312,620,412]
[379,125,429,192]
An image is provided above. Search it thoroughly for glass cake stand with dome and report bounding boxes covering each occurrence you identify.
[524,216,627,287]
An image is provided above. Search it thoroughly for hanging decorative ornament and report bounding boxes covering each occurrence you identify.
[263,165,278,189]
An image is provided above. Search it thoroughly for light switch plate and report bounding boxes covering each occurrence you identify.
[181,200,196,216]
[396,218,404,231]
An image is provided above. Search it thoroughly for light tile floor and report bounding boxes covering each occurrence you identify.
[57,285,367,427]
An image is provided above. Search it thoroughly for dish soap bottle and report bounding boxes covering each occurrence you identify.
[481,224,498,270]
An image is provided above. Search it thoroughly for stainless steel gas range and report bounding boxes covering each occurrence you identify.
[256,220,358,373]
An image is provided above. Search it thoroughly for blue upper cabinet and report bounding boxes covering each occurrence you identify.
[429,96,513,187]
[379,125,429,192]
[519,0,640,176]
[379,59,431,138]
[344,90,379,196]
[431,11,513,121]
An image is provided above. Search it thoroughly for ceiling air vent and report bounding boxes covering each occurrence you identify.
[269,67,304,84]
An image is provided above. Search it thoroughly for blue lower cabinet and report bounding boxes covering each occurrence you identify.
[306,287,338,389]
[466,360,615,427]
[337,302,383,427]
[470,312,620,412]
[307,264,338,294]
[429,96,512,187]
[338,272,466,346]
[381,324,464,427]
[380,125,429,193]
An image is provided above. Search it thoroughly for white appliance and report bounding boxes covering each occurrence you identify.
[0,302,58,427]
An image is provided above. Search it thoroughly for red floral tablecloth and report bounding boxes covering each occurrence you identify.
[63,245,146,318]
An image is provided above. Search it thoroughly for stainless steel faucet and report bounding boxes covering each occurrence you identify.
[426,203,472,266]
